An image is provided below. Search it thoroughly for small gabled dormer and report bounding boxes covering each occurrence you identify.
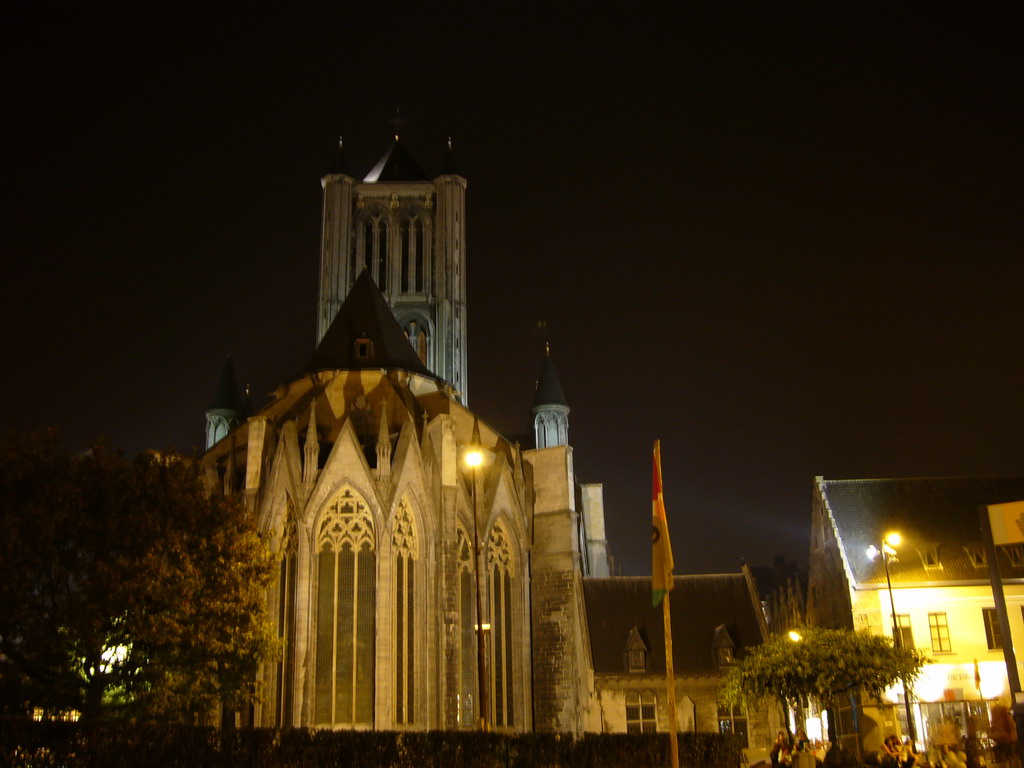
[713,624,736,667]
[354,334,374,362]
[916,543,942,570]
[624,626,648,674]
[963,543,986,568]
[1004,545,1024,568]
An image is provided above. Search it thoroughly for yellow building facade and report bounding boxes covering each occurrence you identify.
[807,476,1024,753]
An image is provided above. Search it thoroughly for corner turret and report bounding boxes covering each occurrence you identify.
[205,356,246,450]
[531,345,570,448]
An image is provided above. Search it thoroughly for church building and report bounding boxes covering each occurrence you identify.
[200,135,772,741]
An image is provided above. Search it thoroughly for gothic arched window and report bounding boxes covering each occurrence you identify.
[456,528,476,726]
[360,212,389,292]
[275,499,298,727]
[314,489,376,725]
[399,211,427,293]
[487,523,515,728]
[402,318,430,367]
[392,500,418,725]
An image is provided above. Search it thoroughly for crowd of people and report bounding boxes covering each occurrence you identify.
[770,729,821,768]
[766,706,1019,768]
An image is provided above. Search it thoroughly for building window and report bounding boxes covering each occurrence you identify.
[894,613,914,650]
[359,213,389,292]
[392,501,417,725]
[718,703,748,747]
[275,501,298,728]
[314,489,376,725]
[983,608,1003,651]
[399,212,428,293]
[456,529,476,727]
[929,612,951,653]
[717,646,734,665]
[626,691,657,733]
[355,337,373,361]
[965,544,986,567]
[488,523,515,728]
[402,319,429,367]
[919,544,941,569]
[625,626,647,673]
[1005,545,1024,567]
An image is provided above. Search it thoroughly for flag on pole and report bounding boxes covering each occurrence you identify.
[652,439,675,606]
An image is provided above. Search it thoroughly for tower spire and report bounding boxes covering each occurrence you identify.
[303,396,320,485]
[390,108,404,141]
[375,399,391,481]
[531,345,570,449]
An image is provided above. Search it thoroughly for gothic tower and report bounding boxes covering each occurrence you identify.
[317,136,469,401]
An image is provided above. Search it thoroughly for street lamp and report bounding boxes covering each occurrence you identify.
[465,444,488,730]
[868,532,916,744]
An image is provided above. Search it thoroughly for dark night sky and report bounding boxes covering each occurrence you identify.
[5,4,1023,577]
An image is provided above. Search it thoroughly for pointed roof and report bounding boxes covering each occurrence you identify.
[820,476,1024,585]
[304,269,435,378]
[208,356,246,413]
[438,136,460,176]
[325,136,352,176]
[531,345,569,410]
[363,139,430,183]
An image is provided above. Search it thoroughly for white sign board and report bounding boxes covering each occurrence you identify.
[988,500,1024,545]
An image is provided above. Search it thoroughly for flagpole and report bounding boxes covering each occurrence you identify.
[653,440,679,768]
[664,588,679,768]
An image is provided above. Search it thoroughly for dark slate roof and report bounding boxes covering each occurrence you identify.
[363,140,430,183]
[822,477,1024,586]
[208,356,245,413]
[583,575,765,676]
[326,138,352,176]
[303,269,436,378]
[531,349,569,409]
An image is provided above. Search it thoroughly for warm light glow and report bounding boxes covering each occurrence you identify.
[804,716,823,742]
[885,532,902,547]
[474,623,491,632]
[465,449,483,468]
[909,661,1008,703]
[788,631,803,642]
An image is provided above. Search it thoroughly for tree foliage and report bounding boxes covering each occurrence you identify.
[0,430,276,721]
[719,626,928,714]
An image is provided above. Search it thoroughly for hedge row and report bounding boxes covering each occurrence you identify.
[0,721,744,768]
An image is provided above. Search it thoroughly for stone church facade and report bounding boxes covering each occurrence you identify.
[202,136,609,732]
[201,135,771,740]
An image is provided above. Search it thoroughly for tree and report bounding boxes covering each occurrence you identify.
[0,430,277,721]
[719,626,928,742]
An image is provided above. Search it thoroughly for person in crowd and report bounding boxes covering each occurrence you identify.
[881,735,902,768]
[771,730,793,768]
[795,729,811,752]
[990,702,1017,766]
[938,744,966,768]
[899,736,917,768]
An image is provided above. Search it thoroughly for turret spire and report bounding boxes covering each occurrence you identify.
[303,396,320,485]
[531,345,570,448]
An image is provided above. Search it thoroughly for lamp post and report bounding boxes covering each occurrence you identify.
[868,532,917,744]
[465,446,488,730]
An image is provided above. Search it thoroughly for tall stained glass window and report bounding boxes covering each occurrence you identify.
[393,500,417,724]
[315,489,376,725]
[275,500,298,727]
[487,523,514,728]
